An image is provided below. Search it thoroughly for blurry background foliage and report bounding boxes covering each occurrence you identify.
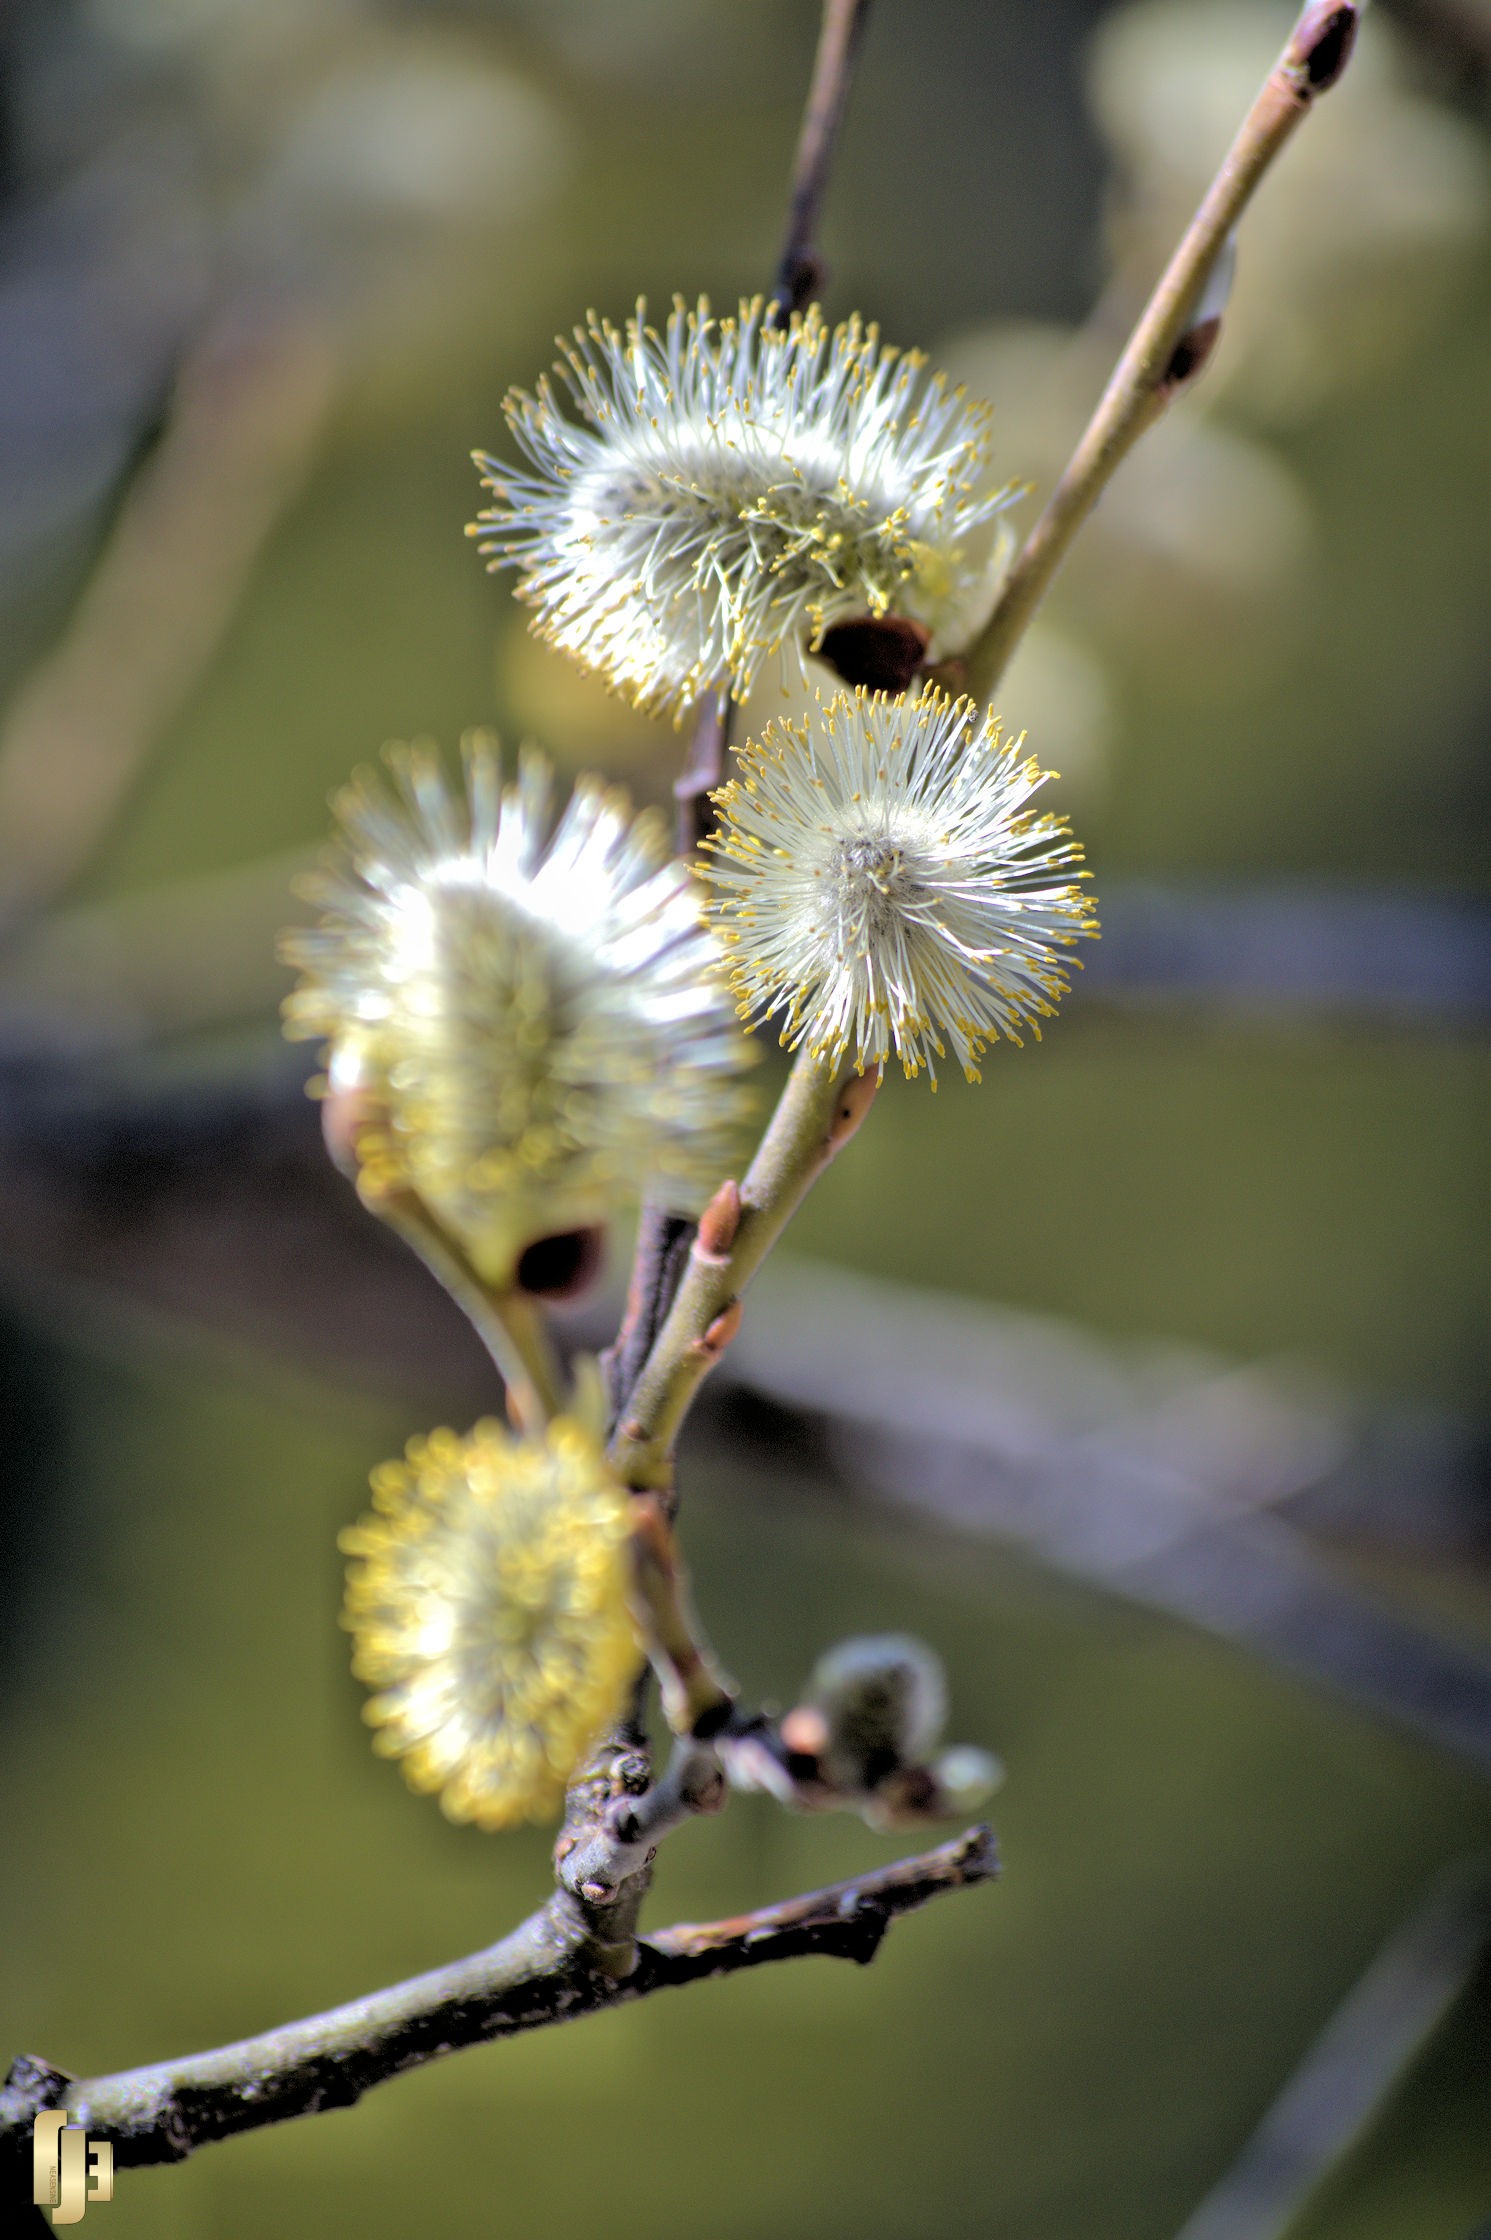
[0,2,1489,2237]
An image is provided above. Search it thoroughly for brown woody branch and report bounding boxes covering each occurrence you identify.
[2,1828,995,2170]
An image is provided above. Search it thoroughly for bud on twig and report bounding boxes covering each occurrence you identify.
[1284,2,1359,97]
[1160,235,1237,396]
[695,1177,743,1262]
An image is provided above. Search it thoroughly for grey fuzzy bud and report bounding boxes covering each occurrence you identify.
[806,1633,948,1794]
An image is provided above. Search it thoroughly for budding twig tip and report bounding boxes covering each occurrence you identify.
[1286,1,1360,96]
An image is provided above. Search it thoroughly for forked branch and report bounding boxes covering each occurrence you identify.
[3,1828,995,2170]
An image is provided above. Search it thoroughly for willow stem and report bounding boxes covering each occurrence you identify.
[630,1494,737,1734]
[483,1289,570,1433]
[367,1185,567,1433]
[961,0,1360,707]
[772,0,874,318]
[609,1049,880,1491]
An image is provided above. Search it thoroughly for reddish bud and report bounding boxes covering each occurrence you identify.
[691,1298,742,1362]
[695,1177,742,1263]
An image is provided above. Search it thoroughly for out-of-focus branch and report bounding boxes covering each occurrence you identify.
[962,1,1360,706]
[0,312,338,945]
[0,1828,995,2171]
[5,874,1485,1056]
[0,847,311,1042]
[772,0,874,318]
[1384,0,1491,96]
[1173,1859,1491,2240]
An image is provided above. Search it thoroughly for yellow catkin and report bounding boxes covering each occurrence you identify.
[340,1416,642,1830]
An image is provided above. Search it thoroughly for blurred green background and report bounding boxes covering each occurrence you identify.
[1,2,1488,2235]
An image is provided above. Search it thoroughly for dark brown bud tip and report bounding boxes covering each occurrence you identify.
[515,1225,607,1301]
[689,1701,734,1748]
[768,255,825,326]
[816,613,931,695]
[695,1177,742,1263]
[1162,313,1221,392]
[1287,2,1358,94]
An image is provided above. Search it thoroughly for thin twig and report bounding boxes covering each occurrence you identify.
[615,0,875,1432]
[667,4,871,857]
[961,0,1360,707]
[555,1737,728,1905]
[363,1182,568,1432]
[602,1204,696,1423]
[0,313,338,948]
[0,1829,995,2170]
[772,0,874,318]
[609,1051,879,1491]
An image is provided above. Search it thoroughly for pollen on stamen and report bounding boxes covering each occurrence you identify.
[470,298,1021,722]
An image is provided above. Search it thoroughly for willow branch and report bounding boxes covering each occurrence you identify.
[4,1829,995,2170]
[618,4,874,1427]
[671,1,871,851]
[772,0,874,317]
[610,1052,879,1490]
[363,1182,567,1432]
[603,1205,697,1420]
[0,314,337,949]
[961,0,1360,706]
